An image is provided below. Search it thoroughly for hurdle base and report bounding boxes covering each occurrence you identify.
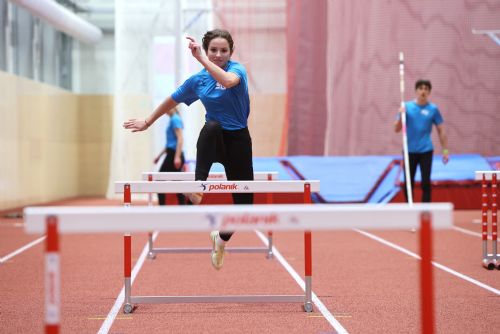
[128,294,306,309]
[482,255,500,270]
[149,247,271,255]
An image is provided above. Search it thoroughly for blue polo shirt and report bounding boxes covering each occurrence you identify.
[171,60,250,130]
[398,100,443,153]
[166,113,183,150]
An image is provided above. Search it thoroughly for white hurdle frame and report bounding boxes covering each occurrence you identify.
[141,171,279,181]
[114,180,320,314]
[475,171,499,270]
[25,203,453,334]
[139,172,279,260]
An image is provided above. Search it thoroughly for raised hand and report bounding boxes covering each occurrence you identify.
[186,36,203,60]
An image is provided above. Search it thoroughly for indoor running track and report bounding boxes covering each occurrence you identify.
[0,198,499,333]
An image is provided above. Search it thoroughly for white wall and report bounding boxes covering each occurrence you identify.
[73,33,115,94]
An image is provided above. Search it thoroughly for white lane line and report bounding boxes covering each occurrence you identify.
[98,232,158,334]
[255,231,349,334]
[0,236,46,264]
[452,226,485,239]
[354,229,500,295]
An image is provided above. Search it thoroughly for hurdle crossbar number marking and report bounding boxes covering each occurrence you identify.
[142,171,279,181]
[115,180,320,194]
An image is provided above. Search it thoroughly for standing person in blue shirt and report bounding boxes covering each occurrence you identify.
[123,29,253,270]
[153,108,186,205]
[394,79,449,202]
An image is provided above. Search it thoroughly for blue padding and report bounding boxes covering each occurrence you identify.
[286,156,394,202]
[486,157,500,170]
[199,154,492,203]
[208,157,294,180]
[208,163,226,173]
[399,154,491,182]
[252,157,295,180]
[369,164,401,204]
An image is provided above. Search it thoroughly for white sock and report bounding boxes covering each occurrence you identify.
[216,234,227,246]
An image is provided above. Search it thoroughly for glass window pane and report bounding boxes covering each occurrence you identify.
[0,0,6,71]
[15,4,33,79]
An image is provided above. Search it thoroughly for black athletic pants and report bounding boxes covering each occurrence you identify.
[402,150,433,203]
[196,120,254,241]
[158,148,186,205]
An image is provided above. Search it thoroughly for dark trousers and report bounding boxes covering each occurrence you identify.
[196,120,254,241]
[158,148,186,205]
[402,150,433,203]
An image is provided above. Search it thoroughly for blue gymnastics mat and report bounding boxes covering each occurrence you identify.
[285,155,395,203]
[398,154,491,182]
[200,154,494,203]
[208,158,295,180]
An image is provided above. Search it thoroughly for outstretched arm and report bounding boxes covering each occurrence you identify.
[185,36,240,88]
[123,96,179,132]
[436,124,449,164]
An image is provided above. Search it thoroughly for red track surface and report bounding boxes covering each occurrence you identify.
[1,198,499,333]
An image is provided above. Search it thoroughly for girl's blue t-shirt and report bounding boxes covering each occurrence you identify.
[171,60,250,130]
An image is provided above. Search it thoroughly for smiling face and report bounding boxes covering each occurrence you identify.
[206,37,232,68]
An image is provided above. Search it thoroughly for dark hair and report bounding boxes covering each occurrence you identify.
[415,79,432,91]
[202,29,234,53]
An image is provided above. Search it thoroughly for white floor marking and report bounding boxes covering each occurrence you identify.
[354,229,500,295]
[0,236,46,264]
[98,232,158,334]
[255,231,349,334]
[452,226,486,239]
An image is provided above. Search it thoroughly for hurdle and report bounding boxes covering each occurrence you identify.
[475,171,499,270]
[114,180,319,313]
[141,171,279,181]
[117,179,315,260]
[139,171,279,259]
[25,203,453,334]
